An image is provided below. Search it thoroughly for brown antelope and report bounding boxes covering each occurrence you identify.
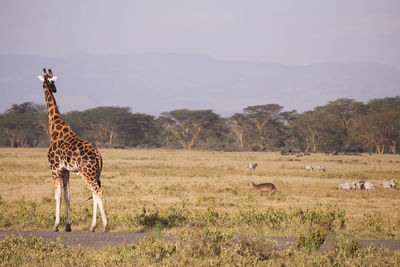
[248,182,276,194]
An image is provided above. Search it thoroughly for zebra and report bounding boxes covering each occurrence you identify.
[338,181,356,190]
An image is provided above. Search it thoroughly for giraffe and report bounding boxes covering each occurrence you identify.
[37,68,107,232]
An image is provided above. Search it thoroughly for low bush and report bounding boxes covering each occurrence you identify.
[294,228,327,253]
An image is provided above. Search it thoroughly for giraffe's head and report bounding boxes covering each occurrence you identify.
[37,68,57,93]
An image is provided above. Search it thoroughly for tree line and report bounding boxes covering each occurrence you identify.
[1,97,400,154]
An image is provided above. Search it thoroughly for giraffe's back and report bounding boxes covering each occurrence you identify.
[48,136,102,178]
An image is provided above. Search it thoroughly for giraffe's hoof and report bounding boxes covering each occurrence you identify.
[89,226,96,232]
[101,228,107,233]
[52,226,59,232]
[65,224,72,232]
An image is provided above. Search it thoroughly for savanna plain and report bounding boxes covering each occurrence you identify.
[1,148,400,266]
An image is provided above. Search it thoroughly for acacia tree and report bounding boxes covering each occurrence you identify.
[280,110,298,150]
[352,111,400,154]
[367,96,400,113]
[119,113,160,147]
[65,107,159,148]
[229,113,253,151]
[242,104,284,151]
[158,109,223,150]
[290,111,323,152]
[313,99,365,152]
[0,102,46,147]
[65,107,130,146]
[350,96,400,154]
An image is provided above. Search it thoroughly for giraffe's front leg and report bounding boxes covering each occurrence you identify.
[62,170,72,232]
[52,176,62,232]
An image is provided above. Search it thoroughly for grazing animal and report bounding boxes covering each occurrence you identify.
[363,181,376,191]
[38,69,107,232]
[313,165,326,172]
[248,163,258,170]
[383,179,396,189]
[248,182,276,194]
[305,165,314,171]
[357,180,365,190]
[338,181,356,190]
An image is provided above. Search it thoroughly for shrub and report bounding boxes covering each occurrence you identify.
[293,228,327,253]
[126,206,187,230]
[134,236,176,263]
[179,228,231,258]
[334,238,362,257]
[233,236,275,261]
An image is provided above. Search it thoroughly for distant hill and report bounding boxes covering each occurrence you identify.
[1,53,400,116]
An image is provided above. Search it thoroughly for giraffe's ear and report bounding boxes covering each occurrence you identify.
[49,77,58,82]
[37,75,45,82]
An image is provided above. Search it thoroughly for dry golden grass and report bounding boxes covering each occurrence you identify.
[0,148,399,238]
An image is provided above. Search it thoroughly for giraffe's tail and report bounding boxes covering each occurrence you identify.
[95,149,103,171]
[84,196,93,202]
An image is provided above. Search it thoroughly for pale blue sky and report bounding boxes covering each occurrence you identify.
[1,0,400,68]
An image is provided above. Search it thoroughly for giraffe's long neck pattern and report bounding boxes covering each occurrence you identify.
[43,84,74,142]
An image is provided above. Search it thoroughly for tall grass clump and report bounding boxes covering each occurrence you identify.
[0,200,54,230]
[293,228,327,253]
[0,235,89,266]
[233,206,346,235]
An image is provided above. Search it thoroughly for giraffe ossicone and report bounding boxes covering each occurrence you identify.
[39,68,107,232]
[37,75,57,82]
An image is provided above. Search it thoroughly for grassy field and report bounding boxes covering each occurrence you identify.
[1,148,400,266]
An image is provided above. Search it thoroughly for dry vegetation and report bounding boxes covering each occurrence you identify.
[1,148,400,266]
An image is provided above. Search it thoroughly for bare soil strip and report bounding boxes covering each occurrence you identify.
[1,230,400,251]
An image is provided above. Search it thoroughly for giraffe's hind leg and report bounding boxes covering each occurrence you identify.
[52,174,62,232]
[89,192,108,232]
[95,193,107,232]
[80,171,107,232]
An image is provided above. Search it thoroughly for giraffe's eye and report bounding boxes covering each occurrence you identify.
[50,83,57,93]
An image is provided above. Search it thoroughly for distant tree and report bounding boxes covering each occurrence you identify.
[65,107,131,146]
[242,104,285,151]
[290,111,322,152]
[349,97,400,154]
[352,111,400,154]
[199,115,233,151]
[119,113,160,147]
[229,113,252,151]
[279,110,298,150]
[367,96,400,113]
[0,102,46,147]
[65,107,159,148]
[158,109,224,150]
[314,98,365,151]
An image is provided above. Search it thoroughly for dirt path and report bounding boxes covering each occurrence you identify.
[1,230,400,251]
[0,230,147,248]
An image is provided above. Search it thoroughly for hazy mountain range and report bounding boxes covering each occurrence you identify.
[1,53,400,116]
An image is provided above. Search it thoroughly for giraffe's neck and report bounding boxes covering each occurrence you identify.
[43,85,74,142]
